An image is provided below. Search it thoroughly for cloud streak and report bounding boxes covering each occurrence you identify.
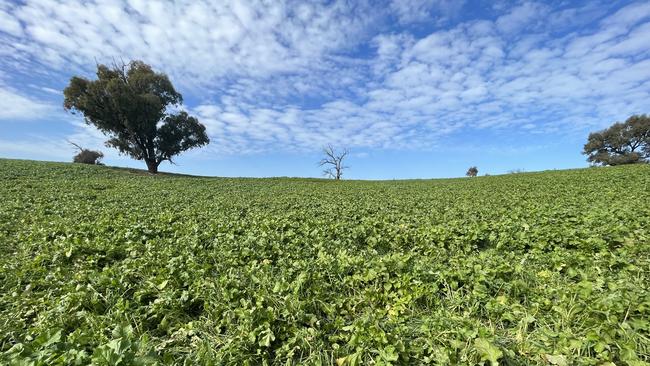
[0,86,55,120]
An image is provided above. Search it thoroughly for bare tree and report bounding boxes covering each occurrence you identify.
[319,144,349,180]
[466,166,478,177]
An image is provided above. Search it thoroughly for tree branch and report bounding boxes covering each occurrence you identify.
[66,140,84,152]
[318,145,350,180]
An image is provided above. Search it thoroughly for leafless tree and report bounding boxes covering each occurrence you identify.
[319,144,349,180]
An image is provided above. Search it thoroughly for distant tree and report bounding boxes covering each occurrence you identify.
[583,114,650,166]
[319,145,349,180]
[63,60,209,174]
[69,141,104,165]
[466,166,478,177]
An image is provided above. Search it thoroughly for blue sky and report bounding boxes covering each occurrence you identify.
[0,0,648,179]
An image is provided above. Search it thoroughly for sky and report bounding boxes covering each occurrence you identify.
[0,0,649,179]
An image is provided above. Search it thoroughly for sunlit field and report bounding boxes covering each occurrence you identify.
[1,159,649,365]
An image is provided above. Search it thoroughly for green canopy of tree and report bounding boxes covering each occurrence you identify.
[583,114,650,166]
[63,60,209,173]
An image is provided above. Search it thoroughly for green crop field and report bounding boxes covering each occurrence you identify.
[0,159,649,365]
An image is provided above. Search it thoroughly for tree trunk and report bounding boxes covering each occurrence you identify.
[145,159,159,174]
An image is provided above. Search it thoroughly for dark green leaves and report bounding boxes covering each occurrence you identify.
[583,114,650,166]
[156,112,209,163]
[63,61,208,173]
[0,159,649,364]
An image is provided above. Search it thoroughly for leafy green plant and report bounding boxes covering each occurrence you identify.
[0,159,648,365]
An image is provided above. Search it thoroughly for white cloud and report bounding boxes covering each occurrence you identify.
[2,0,377,90]
[0,10,22,37]
[0,86,55,120]
[195,1,649,154]
[0,0,649,158]
[495,2,549,34]
[0,137,71,160]
[600,1,650,27]
[389,0,466,24]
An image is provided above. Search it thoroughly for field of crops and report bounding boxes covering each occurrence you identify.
[0,159,648,365]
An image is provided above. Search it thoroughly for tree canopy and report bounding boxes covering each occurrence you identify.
[466,166,478,177]
[583,114,649,166]
[63,60,209,173]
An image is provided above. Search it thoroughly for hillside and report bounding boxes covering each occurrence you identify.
[1,159,649,365]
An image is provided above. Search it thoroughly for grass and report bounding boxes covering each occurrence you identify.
[0,158,649,365]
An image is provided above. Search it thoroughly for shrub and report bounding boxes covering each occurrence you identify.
[73,149,104,165]
[69,141,104,165]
